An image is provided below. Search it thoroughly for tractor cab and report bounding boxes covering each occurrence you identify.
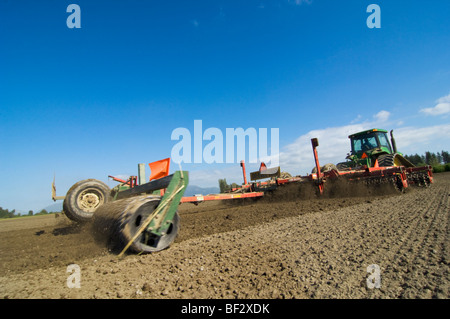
[346,129,395,167]
[336,128,414,170]
[350,129,392,156]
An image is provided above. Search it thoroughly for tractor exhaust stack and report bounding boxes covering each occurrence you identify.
[390,130,398,153]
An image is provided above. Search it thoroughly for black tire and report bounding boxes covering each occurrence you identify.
[377,154,395,167]
[93,195,180,254]
[63,179,111,223]
[377,153,415,168]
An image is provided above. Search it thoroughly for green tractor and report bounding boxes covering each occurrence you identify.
[336,128,414,170]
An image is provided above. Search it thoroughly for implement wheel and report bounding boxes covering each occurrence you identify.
[63,179,111,223]
[93,195,180,254]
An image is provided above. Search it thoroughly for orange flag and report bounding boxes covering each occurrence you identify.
[149,158,171,181]
[259,162,267,172]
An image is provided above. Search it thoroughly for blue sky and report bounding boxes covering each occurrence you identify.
[1,0,449,213]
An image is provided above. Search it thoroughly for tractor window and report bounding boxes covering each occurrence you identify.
[376,133,392,152]
[353,139,362,153]
[352,133,377,153]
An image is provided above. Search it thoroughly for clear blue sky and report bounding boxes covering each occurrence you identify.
[1,0,449,213]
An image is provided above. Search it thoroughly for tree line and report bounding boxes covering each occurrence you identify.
[403,150,449,167]
[218,178,240,193]
[0,207,59,219]
[404,150,450,172]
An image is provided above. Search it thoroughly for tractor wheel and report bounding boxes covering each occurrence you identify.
[93,195,180,254]
[377,154,415,168]
[63,179,111,223]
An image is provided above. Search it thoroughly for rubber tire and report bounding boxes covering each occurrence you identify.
[377,154,395,167]
[63,179,111,223]
[377,153,415,168]
[121,198,180,253]
[93,195,180,254]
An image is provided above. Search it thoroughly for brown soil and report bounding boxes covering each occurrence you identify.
[0,172,448,299]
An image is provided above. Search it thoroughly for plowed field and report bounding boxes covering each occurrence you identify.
[0,172,449,299]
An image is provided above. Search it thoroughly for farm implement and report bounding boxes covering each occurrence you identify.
[52,128,433,255]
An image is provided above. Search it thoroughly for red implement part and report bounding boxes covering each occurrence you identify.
[108,175,138,187]
[181,192,264,204]
[323,165,409,191]
[240,160,248,185]
[311,138,324,195]
[404,165,434,186]
[109,175,129,184]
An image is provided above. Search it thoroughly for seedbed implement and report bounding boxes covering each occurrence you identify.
[52,128,433,254]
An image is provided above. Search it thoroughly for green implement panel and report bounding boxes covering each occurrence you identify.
[147,170,188,236]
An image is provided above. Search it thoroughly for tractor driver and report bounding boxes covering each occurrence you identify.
[362,138,375,151]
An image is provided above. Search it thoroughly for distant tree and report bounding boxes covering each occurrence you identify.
[437,152,443,164]
[404,154,425,166]
[28,210,33,216]
[441,151,450,164]
[35,209,49,215]
[218,178,230,193]
[0,207,15,219]
[425,152,439,166]
[218,178,226,193]
[405,150,449,175]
